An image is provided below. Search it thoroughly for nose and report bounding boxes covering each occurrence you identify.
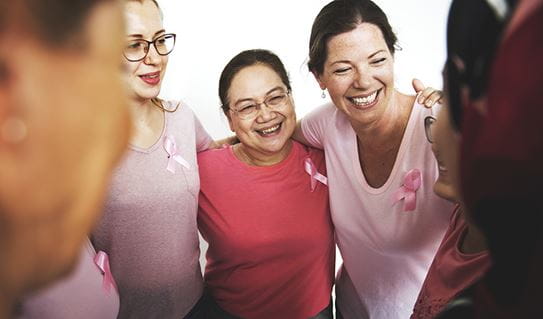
[143,44,161,65]
[352,69,371,89]
[256,104,277,122]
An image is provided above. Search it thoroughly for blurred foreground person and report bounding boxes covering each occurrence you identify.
[0,0,130,318]
[436,0,543,317]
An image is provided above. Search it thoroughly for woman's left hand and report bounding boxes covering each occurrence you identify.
[412,78,443,107]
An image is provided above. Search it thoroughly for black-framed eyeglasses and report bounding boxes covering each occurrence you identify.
[123,33,176,62]
[229,89,291,120]
[424,115,436,143]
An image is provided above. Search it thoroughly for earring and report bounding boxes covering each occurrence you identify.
[1,117,27,144]
[321,90,326,99]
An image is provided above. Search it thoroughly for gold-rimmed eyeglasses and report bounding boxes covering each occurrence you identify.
[228,89,291,120]
[123,33,176,62]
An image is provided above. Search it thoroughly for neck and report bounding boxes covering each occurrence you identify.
[233,140,293,166]
[129,97,157,119]
[459,207,488,254]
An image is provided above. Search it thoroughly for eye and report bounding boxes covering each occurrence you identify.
[371,58,386,65]
[267,94,287,105]
[333,67,351,75]
[238,105,257,114]
[127,41,143,50]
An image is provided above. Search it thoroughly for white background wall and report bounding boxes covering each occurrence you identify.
[159,0,453,140]
[157,0,453,271]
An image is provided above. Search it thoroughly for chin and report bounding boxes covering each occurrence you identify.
[433,181,457,203]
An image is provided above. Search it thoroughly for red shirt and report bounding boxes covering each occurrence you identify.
[197,141,334,319]
[411,205,491,318]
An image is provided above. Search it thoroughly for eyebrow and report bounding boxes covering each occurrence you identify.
[127,29,166,39]
[233,86,285,106]
[329,49,387,66]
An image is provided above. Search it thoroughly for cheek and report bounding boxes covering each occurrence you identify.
[376,66,394,86]
[231,118,251,135]
[160,55,169,70]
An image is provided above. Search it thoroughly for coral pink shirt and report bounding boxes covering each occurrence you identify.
[197,141,334,319]
[302,101,453,318]
[411,205,490,318]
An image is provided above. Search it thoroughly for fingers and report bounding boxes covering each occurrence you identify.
[418,88,444,107]
[412,78,425,93]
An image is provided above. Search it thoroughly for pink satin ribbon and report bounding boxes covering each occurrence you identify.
[94,251,117,294]
[393,169,422,212]
[304,157,328,192]
[163,135,190,173]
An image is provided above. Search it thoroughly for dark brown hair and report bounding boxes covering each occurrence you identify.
[308,0,397,75]
[218,49,291,117]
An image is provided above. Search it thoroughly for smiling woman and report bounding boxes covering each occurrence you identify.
[197,49,335,319]
[91,0,216,318]
[293,1,454,318]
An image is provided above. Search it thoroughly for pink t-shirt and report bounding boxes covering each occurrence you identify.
[301,101,453,318]
[197,141,334,319]
[92,101,213,318]
[18,240,119,319]
[411,205,491,318]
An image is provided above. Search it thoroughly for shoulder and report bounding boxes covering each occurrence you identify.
[303,102,338,123]
[197,146,230,166]
[293,141,326,168]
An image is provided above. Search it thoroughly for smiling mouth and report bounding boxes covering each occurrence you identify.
[256,123,282,137]
[139,72,161,84]
[348,89,380,108]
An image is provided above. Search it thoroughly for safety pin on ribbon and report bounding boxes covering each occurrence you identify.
[94,251,117,294]
[164,135,191,173]
[304,157,328,192]
[392,169,422,212]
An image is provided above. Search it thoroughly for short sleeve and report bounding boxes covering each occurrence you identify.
[300,102,336,149]
[192,111,213,152]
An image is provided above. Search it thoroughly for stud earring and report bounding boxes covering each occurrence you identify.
[1,117,27,144]
[321,90,326,99]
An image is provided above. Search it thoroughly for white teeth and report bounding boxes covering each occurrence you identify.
[351,91,377,105]
[260,124,280,134]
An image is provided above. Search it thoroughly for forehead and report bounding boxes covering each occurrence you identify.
[124,1,163,37]
[326,23,387,60]
[229,64,283,99]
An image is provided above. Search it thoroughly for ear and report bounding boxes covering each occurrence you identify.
[311,70,326,90]
[226,114,235,133]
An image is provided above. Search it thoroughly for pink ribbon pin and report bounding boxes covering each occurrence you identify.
[304,157,328,192]
[94,251,117,294]
[163,135,190,173]
[393,169,422,212]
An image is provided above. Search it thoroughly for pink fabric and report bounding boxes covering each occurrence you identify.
[18,240,119,319]
[301,101,453,318]
[197,141,334,319]
[92,101,213,318]
[411,205,491,318]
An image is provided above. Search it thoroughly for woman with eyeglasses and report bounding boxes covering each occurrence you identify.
[409,109,490,319]
[197,49,335,319]
[91,0,215,318]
